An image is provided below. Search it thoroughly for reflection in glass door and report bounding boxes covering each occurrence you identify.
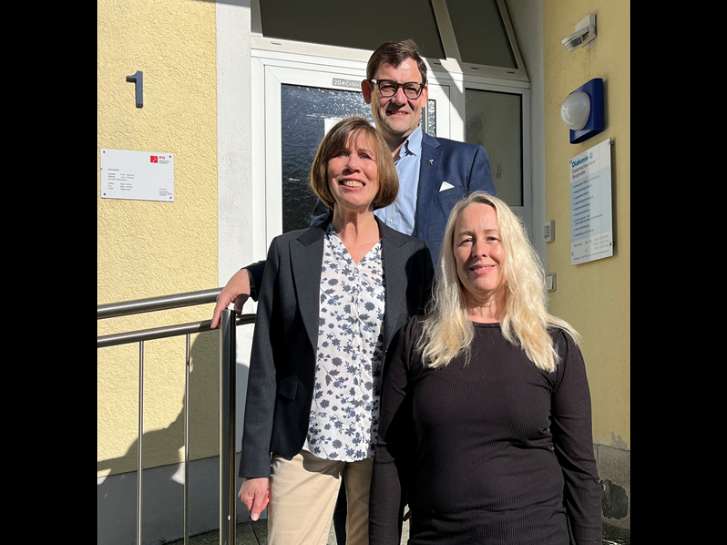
[465,89,522,207]
[462,86,531,237]
[280,84,372,232]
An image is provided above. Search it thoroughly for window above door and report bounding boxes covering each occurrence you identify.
[252,0,528,82]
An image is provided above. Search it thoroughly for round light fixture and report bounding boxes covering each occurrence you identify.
[560,91,591,131]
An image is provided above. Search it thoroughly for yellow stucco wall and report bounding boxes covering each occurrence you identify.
[543,1,629,448]
[98,0,219,476]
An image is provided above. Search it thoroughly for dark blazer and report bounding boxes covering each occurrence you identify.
[414,133,495,263]
[238,216,434,478]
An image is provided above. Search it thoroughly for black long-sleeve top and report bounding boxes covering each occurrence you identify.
[370,318,602,545]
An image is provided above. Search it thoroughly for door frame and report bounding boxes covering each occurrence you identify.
[251,49,454,249]
[250,45,533,252]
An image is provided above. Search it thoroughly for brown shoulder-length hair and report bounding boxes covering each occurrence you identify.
[309,117,398,211]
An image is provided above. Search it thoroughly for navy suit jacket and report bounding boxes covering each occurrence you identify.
[239,216,434,478]
[413,132,495,263]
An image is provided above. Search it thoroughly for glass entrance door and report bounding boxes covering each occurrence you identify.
[259,61,451,243]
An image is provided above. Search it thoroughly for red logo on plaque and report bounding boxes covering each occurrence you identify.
[150,155,158,163]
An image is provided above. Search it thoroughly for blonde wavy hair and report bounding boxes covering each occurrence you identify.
[420,192,580,372]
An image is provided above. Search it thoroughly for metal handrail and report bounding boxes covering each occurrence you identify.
[98,287,223,319]
[97,315,255,348]
[98,287,254,545]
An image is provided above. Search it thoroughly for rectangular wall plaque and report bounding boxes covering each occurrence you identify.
[569,138,613,265]
[100,148,174,202]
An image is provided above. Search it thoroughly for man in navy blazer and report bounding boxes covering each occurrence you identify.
[362,39,495,265]
[212,39,495,322]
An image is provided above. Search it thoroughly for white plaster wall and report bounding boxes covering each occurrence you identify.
[216,1,258,449]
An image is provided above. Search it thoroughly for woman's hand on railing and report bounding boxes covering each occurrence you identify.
[211,269,252,328]
[239,477,271,521]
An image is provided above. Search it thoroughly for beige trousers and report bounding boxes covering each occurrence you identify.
[267,450,373,545]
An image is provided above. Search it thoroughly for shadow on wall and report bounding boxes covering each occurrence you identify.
[97,331,252,545]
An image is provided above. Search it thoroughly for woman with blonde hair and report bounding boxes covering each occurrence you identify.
[370,192,601,545]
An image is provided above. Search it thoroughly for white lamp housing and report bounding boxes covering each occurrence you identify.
[560,91,591,131]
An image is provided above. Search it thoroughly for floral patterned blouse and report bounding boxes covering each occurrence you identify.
[304,224,386,461]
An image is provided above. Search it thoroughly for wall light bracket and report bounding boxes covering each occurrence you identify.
[561,14,597,51]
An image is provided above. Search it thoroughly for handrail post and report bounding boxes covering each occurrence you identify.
[184,334,191,545]
[137,341,145,545]
[219,305,237,545]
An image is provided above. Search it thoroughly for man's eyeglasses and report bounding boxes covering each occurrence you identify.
[369,79,426,100]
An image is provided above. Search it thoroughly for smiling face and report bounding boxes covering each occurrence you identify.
[326,131,380,214]
[453,202,507,304]
[363,58,428,144]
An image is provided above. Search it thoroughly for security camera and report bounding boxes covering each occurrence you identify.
[561,14,597,51]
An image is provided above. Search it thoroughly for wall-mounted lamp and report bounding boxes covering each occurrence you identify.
[561,92,590,130]
[560,78,604,144]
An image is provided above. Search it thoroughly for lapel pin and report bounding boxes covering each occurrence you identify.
[428,159,434,166]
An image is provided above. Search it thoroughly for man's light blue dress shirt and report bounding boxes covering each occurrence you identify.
[374,126,423,235]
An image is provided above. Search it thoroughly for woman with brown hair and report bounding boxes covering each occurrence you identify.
[239,117,434,545]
